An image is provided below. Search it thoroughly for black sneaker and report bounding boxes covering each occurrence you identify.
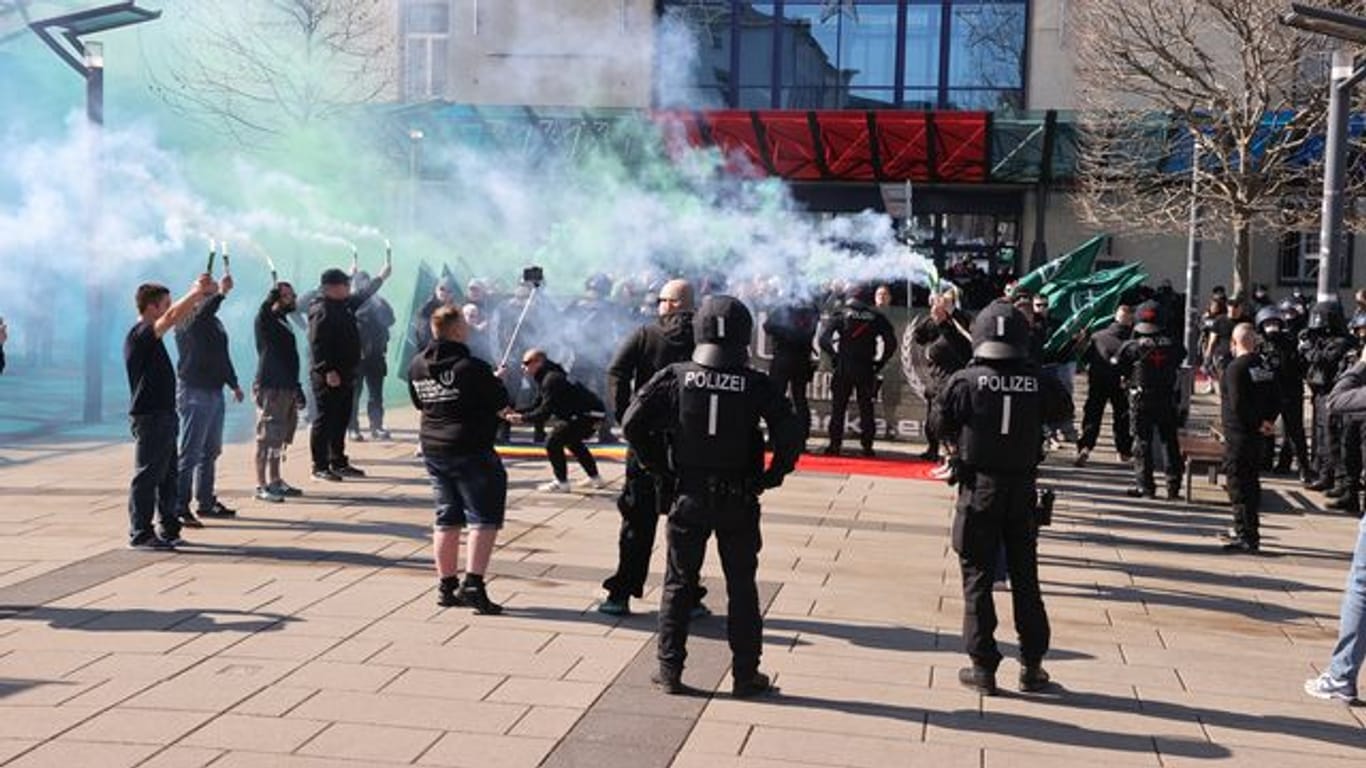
[160,535,189,548]
[313,468,343,482]
[200,500,236,518]
[1306,476,1335,492]
[459,582,503,615]
[349,429,365,443]
[915,450,940,462]
[269,481,304,497]
[1166,485,1181,501]
[129,535,175,551]
[1125,487,1155,499]
[438,589,468,608]
[179,509,206,529]
[371,428,392,441]
[1328,495,1361,513]
[859,447,877,459]
[958,666,998,696]
[1221,537,1260,554]
[821,446,841,457]
[732,671,774,699]
[652,667,687,695]
[332,464,366,478]
[1019,665,1052,693]
[1325,484,1351,500]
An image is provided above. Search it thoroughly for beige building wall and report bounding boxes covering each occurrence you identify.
[1027,0,1076,110]
[436,0,655,108]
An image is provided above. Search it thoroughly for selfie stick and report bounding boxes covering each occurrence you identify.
[498,285,540,370]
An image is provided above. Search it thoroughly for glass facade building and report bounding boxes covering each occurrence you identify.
[658,0,1028,111]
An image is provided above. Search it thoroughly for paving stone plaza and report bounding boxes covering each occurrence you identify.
[1,405,1363,768]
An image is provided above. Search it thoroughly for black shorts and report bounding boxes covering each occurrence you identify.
[423,448,508,530]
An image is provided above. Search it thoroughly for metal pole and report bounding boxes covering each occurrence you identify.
[82,42,104,423]
[1029,185,1048,271]
[1184,138,1203,367]
[1318,50,1353,303]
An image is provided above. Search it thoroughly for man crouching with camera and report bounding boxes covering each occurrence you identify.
[938,300,1072,696]
[408,306,510,614]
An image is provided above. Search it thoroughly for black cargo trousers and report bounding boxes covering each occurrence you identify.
[657,476,762,682]
[952,469,1050,672]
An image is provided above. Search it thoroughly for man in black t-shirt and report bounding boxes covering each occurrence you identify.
[1219,324,1279,553]
[125,276,214,550]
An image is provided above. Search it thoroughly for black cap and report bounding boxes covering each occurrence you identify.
[1134,300,1162,335]
[970,301,1030,361]
[321,268,350,286]
[692,294,753,368]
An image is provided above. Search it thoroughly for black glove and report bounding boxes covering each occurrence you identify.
[761,467,786,491]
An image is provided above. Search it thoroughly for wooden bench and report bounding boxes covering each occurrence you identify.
[1178,429,1224,502]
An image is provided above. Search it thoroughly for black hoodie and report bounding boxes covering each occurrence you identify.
[520,360,606,423]
[408,340,509,453]
[607,310,695,422]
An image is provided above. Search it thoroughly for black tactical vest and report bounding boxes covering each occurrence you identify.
[957,363,1044,472]
[671,362,762,475]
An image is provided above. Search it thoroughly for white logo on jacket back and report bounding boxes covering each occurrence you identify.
[414,373,461,404]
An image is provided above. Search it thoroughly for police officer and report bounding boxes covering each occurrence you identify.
[599,279,703,616]
[622,295,802,697]
[1075,306,1134,467]
[1219,323,1279,553]
[1256,305,1309,479]
[937,300,1072,695]
[1301,301,1354,492]
[1113,300,1186,499]
[820,284,897,457]
[763,296,821,445]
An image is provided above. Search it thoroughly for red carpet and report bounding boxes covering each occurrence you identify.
[497,444,941,481]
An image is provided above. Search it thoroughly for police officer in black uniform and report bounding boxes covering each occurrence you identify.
[1301,301,1354,491]
[599,279,704,616]
[1256,305,1308,478]
[938,300,1072,695]
[623,295,802,698]
[1113,300,1186,499]
[763,296,821,445]
[820,285,897,457]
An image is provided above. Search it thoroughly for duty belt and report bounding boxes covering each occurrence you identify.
[675,473,756,496]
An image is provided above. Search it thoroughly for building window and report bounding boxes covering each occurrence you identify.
[402,1,450,101]
[1279,232,1355,288]
[656,0,1028,110]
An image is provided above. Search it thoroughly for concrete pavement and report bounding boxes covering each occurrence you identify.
[0,408,1364,767]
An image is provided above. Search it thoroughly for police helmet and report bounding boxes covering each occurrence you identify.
[1308,300,1347,334]
[1134,300,1163,336]
[692,294,754,368]
[1255,305,1282,333]
[970,301,1030,361]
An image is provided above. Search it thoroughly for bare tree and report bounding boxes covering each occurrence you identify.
[149,0,394,144]
[1071,0,1366,298]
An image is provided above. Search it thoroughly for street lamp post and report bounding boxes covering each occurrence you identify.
[408,128,424,235]
[1281,3,1366,302]
[28,1,160,423]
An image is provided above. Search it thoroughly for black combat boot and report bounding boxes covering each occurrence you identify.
[458,574,503,615]
[437,575,465,608]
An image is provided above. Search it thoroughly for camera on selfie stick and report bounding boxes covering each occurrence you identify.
[499,265,545,369]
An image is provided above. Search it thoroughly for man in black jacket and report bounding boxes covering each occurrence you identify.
[349,271,397,442]
[912,292,973,462]
[1219,324,1279,552]
[410,306,509,614]
[253,282,307,503]
[1114,301,1186,499]
[1303,301,1355,492]
[1076,306,1134,466]
[307,263,390,481]
[175,273,245,528]
[600,279,700,616]
[820,284,897,457]
[509,349,607,492]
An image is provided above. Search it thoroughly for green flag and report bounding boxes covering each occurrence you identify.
[1044,268,1148,358]
[1015,235,1109,296]
[1043,262,1145,321]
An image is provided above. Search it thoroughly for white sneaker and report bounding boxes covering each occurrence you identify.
[577,476,608,490]
[539,480,572,493]
[929,461,953,479]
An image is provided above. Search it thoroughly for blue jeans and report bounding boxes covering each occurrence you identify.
[177,386,225,513]
[129,411,180,542]
[1328,515,1366,690]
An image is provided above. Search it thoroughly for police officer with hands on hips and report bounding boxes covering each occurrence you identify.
[937,300,1072,696]
[1113,300,1186,500]
[820,284,897,458]
[623,295,803,698]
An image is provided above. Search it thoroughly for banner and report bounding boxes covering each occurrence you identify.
[1014,234,1108,296]
[1044,268,1149,357]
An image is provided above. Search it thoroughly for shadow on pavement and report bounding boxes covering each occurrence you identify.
[0,605,296,633]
